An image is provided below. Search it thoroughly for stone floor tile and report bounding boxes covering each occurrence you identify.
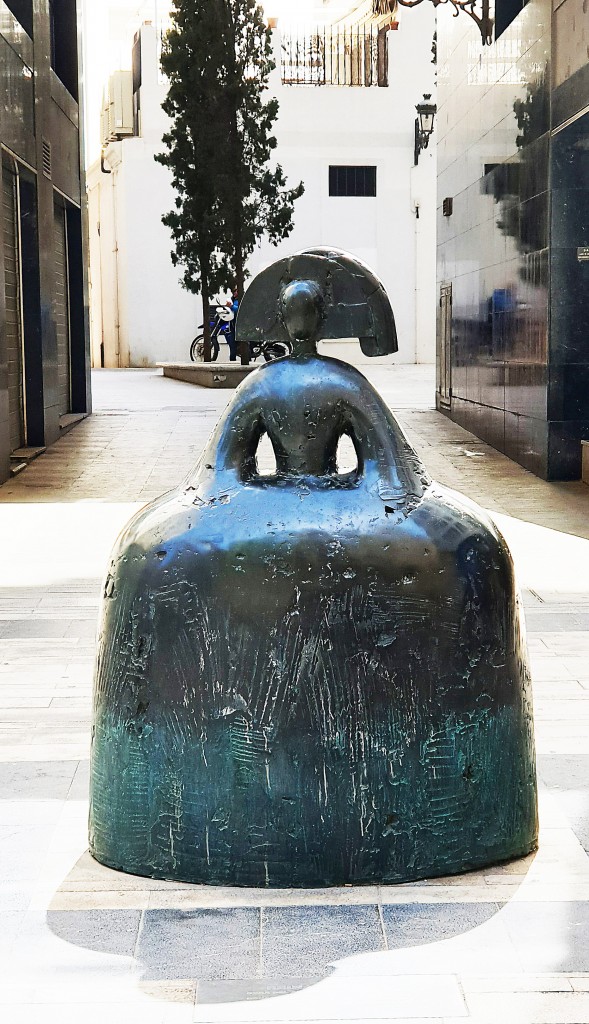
[46,908,143,956]
[140,980,197,1004]
[0,759,78,799]
[461,974,573,993]
[381,903,503,948]
[379,885,493,904]
[443,1019,486,1024]
[529,658,575,681]
[336,917,524,978]
[58,850,190,894]
[531,615,589,632]
[147,886,382,911]
[465,990,589,1023]
[196,979,317,1006]
[193,973,466,1022]
[500,901,589,972]
[0,1005,193,1024]
[138,908,261,982]
[50,889,152,911]
[0,697,52,709]
[260,905,385,979]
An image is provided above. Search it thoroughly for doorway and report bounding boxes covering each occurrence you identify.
[53,201,72,419]
[2,164,26,452]
[439,283,452,407]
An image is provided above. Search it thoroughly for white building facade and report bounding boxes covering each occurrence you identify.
[87,6,436,368]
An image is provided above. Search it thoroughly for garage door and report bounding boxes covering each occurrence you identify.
[2,167,24,453]
[53,204,71,417]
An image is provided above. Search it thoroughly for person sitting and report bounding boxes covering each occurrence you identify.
[225,289,240,362]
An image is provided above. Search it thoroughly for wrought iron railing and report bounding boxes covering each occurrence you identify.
[281,24,388,88]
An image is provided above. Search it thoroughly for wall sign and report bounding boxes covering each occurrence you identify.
[577,247,589,261]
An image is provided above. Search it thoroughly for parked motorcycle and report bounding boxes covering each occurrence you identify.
[190,305,235,363]
[190,305,292,363]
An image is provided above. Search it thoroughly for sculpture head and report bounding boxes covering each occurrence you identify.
[279,279,324,352]
[236,247,398,357]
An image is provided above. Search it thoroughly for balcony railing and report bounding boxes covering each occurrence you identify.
[281,24,388,88]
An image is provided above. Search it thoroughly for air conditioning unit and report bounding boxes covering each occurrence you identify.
[101,71,135,145]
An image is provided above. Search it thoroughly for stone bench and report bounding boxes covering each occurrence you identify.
[157,362,255,389]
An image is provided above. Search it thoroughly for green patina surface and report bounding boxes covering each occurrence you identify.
[89,253,538,887]
[89,360,537,887]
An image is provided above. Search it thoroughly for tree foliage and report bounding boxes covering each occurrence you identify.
[156,0,304,359]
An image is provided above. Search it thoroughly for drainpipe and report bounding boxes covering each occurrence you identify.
[111,166,122,368]
[102,144,122,367]
[410,162,420,365]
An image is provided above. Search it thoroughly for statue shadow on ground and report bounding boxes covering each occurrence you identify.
[46,849,536,1006]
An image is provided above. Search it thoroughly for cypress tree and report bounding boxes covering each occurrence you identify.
[157,0,304,361]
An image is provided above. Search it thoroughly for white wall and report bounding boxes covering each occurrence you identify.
[89,10,437,368]
[88,157,130,368]
[113,143,202,367]
[253,7,437,364]
[88,27,202,367]
[82,0,172,166]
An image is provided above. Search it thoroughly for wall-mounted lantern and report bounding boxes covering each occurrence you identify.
[372,0,494,47]
[414,94,437,165]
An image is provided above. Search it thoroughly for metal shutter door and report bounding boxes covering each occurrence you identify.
[53,205,71,417]
[2,168,24,453]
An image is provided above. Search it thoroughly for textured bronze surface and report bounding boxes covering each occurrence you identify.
[89,250,538,887]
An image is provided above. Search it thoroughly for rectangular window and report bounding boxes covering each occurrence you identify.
[329,166,377,197]
[132,32,142,94]
[494,0,529,39]
[49,0,79,100]
[4,0,33,37]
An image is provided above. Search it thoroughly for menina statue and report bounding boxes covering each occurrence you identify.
[89,249,538,887]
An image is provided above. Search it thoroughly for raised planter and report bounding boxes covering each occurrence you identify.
[158,362,255,389]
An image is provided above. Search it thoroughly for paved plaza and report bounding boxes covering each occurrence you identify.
[1,364,589,1024]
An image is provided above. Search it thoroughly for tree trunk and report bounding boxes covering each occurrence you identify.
[200,255,212,363]
[234,231,250,366]
[229,121,248,363]
[219,3,249,365]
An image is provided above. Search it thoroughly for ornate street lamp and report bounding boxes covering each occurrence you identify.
[414,94,437,165]
[372,0,494,46]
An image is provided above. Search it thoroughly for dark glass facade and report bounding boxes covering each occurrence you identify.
[0,0,91,483]
[436,0,589,479]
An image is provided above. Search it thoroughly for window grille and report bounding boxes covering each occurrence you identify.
[329,166,377,197]
[281,24,388,88]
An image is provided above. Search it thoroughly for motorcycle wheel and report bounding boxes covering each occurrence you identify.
[190,335,205,362]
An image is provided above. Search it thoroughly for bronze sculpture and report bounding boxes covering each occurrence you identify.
[89,249,538,887]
